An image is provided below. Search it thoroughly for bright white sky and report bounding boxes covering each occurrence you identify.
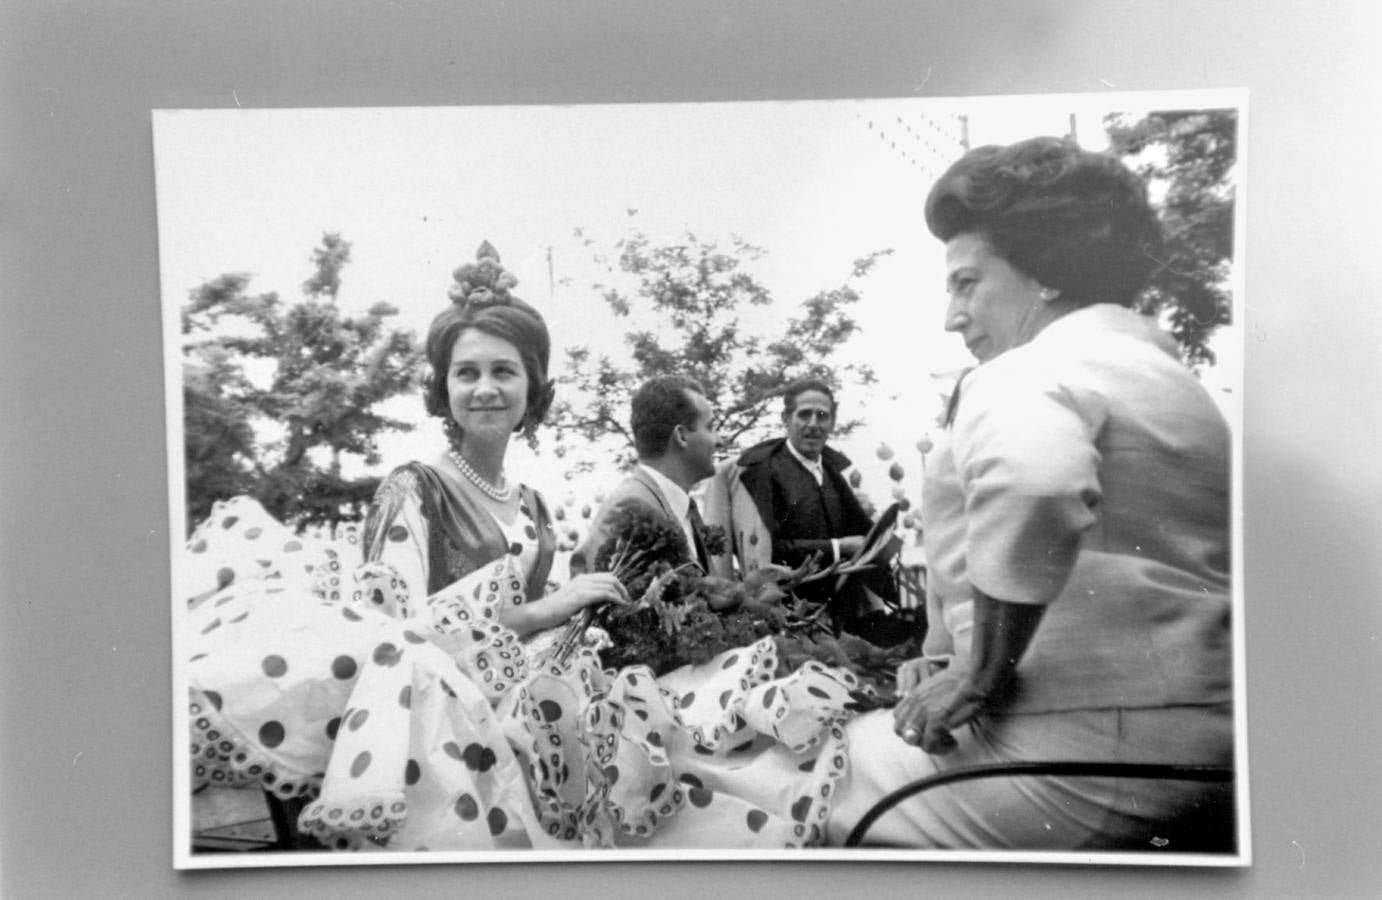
[154,90,1241,526]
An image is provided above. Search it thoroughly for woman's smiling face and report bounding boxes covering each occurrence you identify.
[943,232,1048,364]
[446,328,529,440]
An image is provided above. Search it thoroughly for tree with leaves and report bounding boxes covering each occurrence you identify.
[1104,108,1237,367]
[548,226,889,471]
[181,233,423,532]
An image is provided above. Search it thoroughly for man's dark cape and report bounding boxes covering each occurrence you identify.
[733,438,899,619]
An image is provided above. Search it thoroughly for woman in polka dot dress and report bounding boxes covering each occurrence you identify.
[184,243,864,853]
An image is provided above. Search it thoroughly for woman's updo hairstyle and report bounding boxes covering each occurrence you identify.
[925,136,1165,308]
[423,241,555,437]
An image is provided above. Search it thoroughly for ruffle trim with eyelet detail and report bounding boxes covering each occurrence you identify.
[503,646,610,843]
[349,561,412,620]
[498,635,858,849]
[188,686,323,799]
[186,495,866,852]
[424,555,530,702]
[297,792,408,851]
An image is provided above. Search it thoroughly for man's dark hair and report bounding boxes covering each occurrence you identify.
[631,375,705,459]
[782,379,837,415]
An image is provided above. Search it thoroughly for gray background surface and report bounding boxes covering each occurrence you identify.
[3,1,1380,896]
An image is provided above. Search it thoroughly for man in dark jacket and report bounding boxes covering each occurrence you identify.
[717,380,910,643]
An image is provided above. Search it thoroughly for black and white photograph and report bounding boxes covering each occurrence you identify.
[159,91,1247,867]
[8,2,1382,896]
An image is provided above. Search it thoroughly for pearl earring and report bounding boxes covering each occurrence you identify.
[1039,287,1059,302]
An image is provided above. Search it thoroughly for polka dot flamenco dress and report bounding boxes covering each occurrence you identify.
[184,495,862,852]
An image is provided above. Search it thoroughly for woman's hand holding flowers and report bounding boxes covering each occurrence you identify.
[553,573,631,619]
[503,572,630,639]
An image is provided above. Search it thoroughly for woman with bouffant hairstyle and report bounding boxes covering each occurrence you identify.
[364,241,624,628]
[420,284,553,444]
[924,135,1165,312]
[828,138,1235,850]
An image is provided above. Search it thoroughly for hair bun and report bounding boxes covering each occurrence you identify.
[450,240,520,309]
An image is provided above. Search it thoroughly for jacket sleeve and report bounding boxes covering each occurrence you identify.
[714,461,776,575]
[699,461,739,578]
[569,482,642,578]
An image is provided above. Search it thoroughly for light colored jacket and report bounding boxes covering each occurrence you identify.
[569,467,687,577]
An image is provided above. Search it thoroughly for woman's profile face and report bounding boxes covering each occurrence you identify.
[943,232,1048,364]
[446,328,529,441]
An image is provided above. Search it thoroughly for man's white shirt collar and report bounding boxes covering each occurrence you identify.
[785,439,825,485]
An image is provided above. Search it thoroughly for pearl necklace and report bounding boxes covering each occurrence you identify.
[448,448,513,502]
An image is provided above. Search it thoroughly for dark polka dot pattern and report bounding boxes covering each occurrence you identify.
[185,495,863,850]
[258,720,285,748]
[454,793,480,821]
[538,699,563,723]
[460,743,497,773]
[487,807,507,835]
[372,642,402,667]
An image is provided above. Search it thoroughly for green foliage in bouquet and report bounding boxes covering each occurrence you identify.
[590,504,692,604]
[547,503,921,689]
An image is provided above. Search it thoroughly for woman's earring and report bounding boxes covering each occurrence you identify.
[1038,287,1059,302]
[442,417,463,451]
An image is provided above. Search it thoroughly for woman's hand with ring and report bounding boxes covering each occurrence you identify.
[891,670,979,755]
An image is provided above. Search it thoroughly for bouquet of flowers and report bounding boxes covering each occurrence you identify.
[548,504,921,690]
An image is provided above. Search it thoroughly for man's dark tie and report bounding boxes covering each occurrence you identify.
[687,498,710,571]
